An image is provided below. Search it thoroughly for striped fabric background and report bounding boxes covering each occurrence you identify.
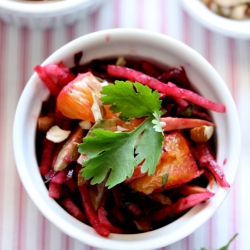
[0,0,248,249]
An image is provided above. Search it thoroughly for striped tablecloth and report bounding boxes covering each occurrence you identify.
[0,0,248,249]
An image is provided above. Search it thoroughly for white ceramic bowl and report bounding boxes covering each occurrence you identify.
[0,0,104,29]
[13,28,241,250]
[181,0,250,39]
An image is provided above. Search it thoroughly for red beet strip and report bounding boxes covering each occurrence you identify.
[44,63,75,88]
[98,207,125,234]
[126,203,143,216]
[160,117,215,131]
[39,138,54,176]
[34,65,61,97]
[61,198,86,221]
[48,182,60,199]
[51,169,67,184]
[152,190,215,221]
[196,142,230,188]
[107,65,226,113]
[79,185,110,237]
[141,60,161,78]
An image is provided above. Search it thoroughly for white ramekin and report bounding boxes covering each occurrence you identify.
[13,28,241,250]
[0,0,104,29]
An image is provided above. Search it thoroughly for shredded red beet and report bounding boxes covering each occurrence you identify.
[48,182,60,199]
[79,185,110,237]
[35,57,228,237]
[39,138,54,176]
[152,191,215,222]
[61,198,86,221]
[98,207,125,234]
[195,142,230,188]
[107,65,226,113]
[34,65,61,97]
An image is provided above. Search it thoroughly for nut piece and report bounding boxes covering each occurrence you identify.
[230,4,249,19]
[79,120,92,130]
[53,126,84,171]
[91,93,105,122]
[38,116,54,132]
[190,125,214,142]
[46,125,71,143]
[116,56,127,66]
[214,0,250,8]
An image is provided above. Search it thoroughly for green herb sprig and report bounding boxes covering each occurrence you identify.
[78,81,164,188]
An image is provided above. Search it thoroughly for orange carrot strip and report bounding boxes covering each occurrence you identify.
[160,117,215,131]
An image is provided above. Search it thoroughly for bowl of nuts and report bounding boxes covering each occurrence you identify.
[181,0,250,39]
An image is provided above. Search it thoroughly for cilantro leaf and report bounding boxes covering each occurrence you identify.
[100,81,162,119]
[152,110,165,132]
[78,81,164,188]
[79,119,149,188]
[135,119,163,175]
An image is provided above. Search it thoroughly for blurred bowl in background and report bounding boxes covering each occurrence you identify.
[180,0,250,39]
[0,0,104,29]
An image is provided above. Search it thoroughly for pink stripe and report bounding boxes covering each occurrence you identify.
[44,29,53,59]
[182,236,189,250]
[90,9,99,32]
[228,39,236,101]
[113,0,121,28]
[136,0,144,29]
[227,38,238,250]
[163,246,171,250]
[160,0,167,34]
[14,183,27,250]
[181,10,196,249]
[60,234,71,250]
[207,218,214,249]
[37,216,46,250]
[204,29,212,64]
[182,9,190,46]
[0,20,6,249]
[66,24,76,43]
[204,28,216,250]
[20,28,29,90]
[35,28,55,250]
[56,24,79,250]
[13,26,30,250]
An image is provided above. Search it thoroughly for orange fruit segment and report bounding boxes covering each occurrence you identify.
[130,131,201,194]
[57,72,103,123]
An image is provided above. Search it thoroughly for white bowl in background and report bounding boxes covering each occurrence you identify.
[13,28,241,250]
[0,0,104,29]
[181,0,250,39]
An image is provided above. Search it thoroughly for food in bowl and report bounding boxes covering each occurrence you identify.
[13,29,240,249]
[201,0,250,19]
[34,53,229,237]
